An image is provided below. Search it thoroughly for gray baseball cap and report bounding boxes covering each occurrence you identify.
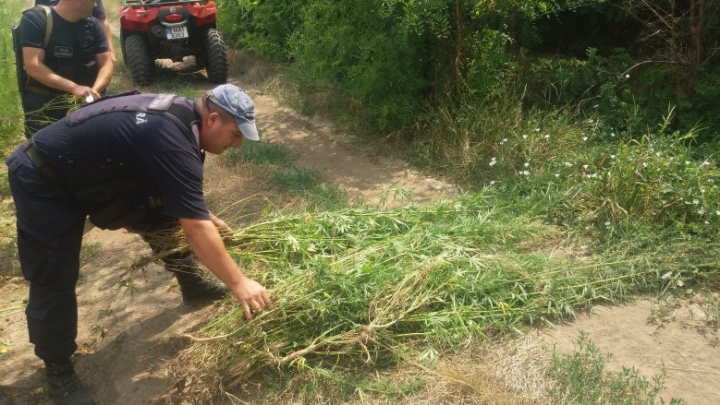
[207,84,259,141]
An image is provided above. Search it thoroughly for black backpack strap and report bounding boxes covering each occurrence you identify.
[167,101,198,130]
[21,5,52,46]
[38,5,52,46]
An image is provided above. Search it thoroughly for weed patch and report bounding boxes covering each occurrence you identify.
[549,332,686,404]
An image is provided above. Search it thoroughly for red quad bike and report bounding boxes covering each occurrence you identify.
[119,0,228,86]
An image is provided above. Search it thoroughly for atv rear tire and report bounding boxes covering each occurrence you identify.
[124,35,154,86]
[203,29,228,84]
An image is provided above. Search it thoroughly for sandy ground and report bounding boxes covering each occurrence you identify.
[540,299,720,404]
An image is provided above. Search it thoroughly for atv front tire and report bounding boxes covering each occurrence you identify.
[124,35,155,86]
[203,29,228,84]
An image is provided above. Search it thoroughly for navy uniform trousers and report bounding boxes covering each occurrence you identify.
[7,148,193,363]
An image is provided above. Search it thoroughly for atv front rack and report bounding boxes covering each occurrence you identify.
[123,0,209,8]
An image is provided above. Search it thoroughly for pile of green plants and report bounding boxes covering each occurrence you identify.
[171,191,718,402]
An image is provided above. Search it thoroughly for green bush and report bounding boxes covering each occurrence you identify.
[286,0,430,132]
[549,332,686,405]
[217,0,309,61]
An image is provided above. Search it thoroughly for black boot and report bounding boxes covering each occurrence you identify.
[164,252,229,302]
[173,267,229,302]
[45,360,96,405]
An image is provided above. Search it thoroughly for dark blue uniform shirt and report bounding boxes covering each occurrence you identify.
[18,6,108,89]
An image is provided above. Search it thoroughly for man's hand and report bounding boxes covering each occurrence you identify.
[180,217,274,320]
[71,85,101,103]
[230,276,274,320]
[210,213,233,238]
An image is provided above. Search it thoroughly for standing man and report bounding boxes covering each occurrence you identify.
[5,85,273,405]
[35,0,118,63]
[18,0,113,138]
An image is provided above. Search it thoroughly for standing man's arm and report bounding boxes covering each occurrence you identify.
[179,217,273,319]
[23,47,101,100]
[92,50,113,95]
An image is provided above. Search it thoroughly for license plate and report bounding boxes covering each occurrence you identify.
[166,26,189,40]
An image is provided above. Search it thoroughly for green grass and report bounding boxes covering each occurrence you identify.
[0,0,25,153]
[0,1,24,277]
[80,241,103,264]
[223,140,348,211]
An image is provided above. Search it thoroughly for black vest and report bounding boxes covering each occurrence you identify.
[64,93,199,229]
[24,6,99,93]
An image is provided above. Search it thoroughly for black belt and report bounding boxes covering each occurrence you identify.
[23,140,58,181]
[25,84,66,98]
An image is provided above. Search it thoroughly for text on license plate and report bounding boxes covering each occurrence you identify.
[166,27,189,40]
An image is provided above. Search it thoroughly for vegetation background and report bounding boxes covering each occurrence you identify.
[200,0,720,402]
[0,0,719,403]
